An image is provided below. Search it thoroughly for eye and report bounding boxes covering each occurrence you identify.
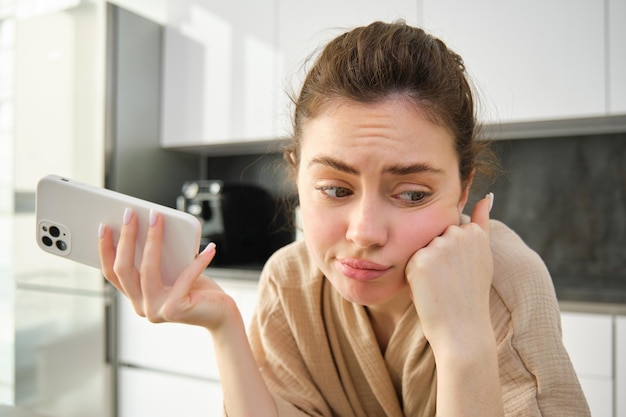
[396,190,429,203]
[317,186,353,198]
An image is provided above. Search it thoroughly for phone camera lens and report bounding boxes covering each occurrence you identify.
[56,240,67,251]
[42,236,53,247]
[49,226,60,238]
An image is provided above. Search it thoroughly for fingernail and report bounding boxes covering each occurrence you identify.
[123,208,133,225]
[486,192,494,212]
[202,242,216,254]
[98,223,105,239]
[149,209,157,227]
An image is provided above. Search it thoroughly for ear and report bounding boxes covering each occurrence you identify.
[457,170,475,213]
[288,151,298,167]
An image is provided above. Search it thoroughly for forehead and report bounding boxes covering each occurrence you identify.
[298,98,458,168]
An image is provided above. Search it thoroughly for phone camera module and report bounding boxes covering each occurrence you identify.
[38,221,71,256]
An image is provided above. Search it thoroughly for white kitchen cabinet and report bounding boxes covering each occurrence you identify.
[117,295,219,379]
[160,0,280,147]
[118,367,223,417]
[117,275,259,414]
[561,312,614,417]
[617,316,626,417]
[118,276,259,378]
[609,0,626,114]
[421,0,606,124]
[578,378,614,417]
[277,0,418,136]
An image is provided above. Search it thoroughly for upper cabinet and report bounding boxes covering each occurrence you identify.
[421,0,609,124]
[160,0,625,150]
[609,0,626,114]
[276,0,418,136]
[160,0,280,148]
[160,0,418,150]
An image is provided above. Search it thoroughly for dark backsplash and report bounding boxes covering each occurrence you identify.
[476,133,626,291]
[203,133,626,294]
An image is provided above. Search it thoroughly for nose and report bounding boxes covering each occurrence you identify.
[345,197,388,248]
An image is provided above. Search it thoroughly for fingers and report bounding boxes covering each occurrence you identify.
[470,192,494,233]
[140,209,164,299]
[114,208,138,274]
[98,223,123,292]
[100,207,219,326]
[169,242,217,301]
[141,211,217,318]
[112,208,143,302]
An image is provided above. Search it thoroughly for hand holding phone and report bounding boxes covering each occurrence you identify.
[36,174,202,286]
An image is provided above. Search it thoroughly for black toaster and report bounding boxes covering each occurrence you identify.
[177,180,292,267]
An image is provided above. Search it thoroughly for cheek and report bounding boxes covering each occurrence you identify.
[299,201,344,244]
[392,207,459,255]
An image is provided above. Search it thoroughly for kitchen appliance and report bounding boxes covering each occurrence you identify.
[177,180,289,267]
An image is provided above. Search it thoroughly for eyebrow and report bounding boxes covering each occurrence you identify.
[308,155,443,176]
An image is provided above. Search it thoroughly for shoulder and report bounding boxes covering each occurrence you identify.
[487,218,559,323]
[460,215,550,283]
[489,218,552,285]
[488,220,589,415]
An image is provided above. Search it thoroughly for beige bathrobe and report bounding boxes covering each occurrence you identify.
[247,219,590,416]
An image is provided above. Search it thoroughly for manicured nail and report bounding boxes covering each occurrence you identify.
[202,242,216,254]
[486,192,494,212]
[123,208,133,225]
[149,209,158,227]
[98,223,105,239]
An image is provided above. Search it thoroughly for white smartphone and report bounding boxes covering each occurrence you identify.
[36,174,202,286]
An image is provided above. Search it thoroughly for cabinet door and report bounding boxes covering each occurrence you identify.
[277,0,418,134]
[117,277,258,380]
[117,295,219,379]
[421,0,606,123]
[560,312,613,417]
[118,366,223,417]
[617,316,626,417]
[561,312,613,378]
[116,277,258,416]
[609,0,626,114]
[161,0,279,146]
[218,278,259,330]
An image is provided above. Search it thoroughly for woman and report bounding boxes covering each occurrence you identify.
[99,21,590,416]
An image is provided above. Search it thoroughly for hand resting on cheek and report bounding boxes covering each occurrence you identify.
[406,192,494,353]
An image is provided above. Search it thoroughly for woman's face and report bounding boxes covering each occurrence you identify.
[297,97,471,310]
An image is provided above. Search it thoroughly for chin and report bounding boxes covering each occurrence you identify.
[332,278,407,307]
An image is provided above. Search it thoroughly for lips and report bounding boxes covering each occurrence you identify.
[336,257,391,281]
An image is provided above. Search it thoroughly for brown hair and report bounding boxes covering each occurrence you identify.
[284,20,497,188]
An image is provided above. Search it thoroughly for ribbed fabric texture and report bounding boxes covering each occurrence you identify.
[244,219,590,416]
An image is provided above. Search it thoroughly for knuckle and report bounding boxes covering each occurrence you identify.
[144,306,164,324]
[132,304,146,318]
[139,263,153,279]
[159,303,178,322]
[101,265,116,281]
[112,261,130,276]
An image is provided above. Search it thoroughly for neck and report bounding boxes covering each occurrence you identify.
[366,290,413,353]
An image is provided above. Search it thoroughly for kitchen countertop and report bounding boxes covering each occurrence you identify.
[559,299,626,315]
[206,266,262,281]
[0,406,52,417]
